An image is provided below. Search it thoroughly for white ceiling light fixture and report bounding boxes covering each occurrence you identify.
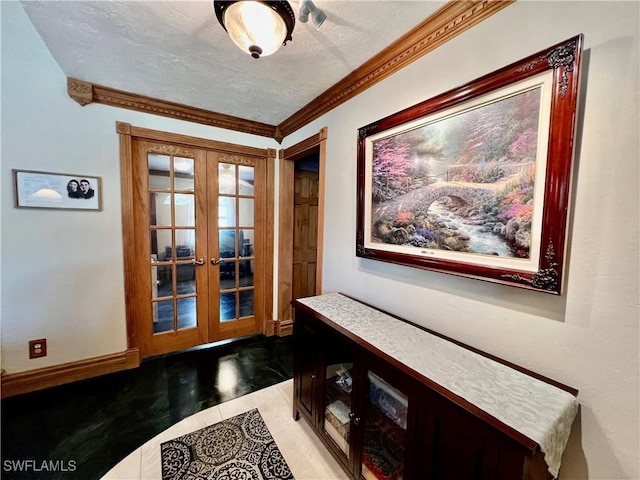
[213,1,295,59]
[299,0,327,29]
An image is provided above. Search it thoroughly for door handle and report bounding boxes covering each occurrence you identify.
[210,258,223,265]
[349,412,361,426]
[192,258,205,265]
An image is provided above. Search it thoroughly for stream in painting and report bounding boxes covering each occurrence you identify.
[428,201,513,257]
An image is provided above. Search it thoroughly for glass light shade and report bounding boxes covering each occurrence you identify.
[224,2,287,58]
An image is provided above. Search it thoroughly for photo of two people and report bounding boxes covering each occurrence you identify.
[67,178,95,199]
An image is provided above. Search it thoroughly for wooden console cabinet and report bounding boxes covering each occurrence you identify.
[292,293,578,480]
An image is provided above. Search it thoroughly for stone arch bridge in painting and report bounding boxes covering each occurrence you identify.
[372,182,494,225]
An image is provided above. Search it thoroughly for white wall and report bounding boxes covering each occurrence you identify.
[283,1,639,478]
[0,2,277,372]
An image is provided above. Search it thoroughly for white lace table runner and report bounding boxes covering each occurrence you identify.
[297,293,578,478]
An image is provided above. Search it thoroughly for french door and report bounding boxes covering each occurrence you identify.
[130,137,267,358]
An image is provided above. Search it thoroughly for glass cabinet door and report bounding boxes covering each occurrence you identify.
[361,371,408,480]
[322,337,354,458]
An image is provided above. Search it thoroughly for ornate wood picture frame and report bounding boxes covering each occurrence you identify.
[356,35,583,294]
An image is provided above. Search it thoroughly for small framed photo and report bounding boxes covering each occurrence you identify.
[13,169,102,211]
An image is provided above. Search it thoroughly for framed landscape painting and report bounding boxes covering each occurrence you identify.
[356,35,583,294]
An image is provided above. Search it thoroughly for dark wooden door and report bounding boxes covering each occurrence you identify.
[293,170,319,300]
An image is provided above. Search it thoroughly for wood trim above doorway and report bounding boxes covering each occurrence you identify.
[277,128,327,335]
[117,123,274,158]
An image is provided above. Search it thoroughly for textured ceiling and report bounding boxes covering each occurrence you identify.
[21,1,444,126]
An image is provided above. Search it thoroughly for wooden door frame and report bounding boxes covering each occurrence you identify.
[117,122,276,359]
[277,127,327,336]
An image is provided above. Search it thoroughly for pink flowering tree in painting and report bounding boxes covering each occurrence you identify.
[509,129,538,162]
[372,136,414,202]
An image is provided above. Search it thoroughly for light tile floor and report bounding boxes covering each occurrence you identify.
[101,379,348,480]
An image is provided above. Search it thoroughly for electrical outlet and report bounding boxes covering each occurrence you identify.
[29,339,47,359]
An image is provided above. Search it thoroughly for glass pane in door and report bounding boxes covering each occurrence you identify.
[239,260,254,287]
[219,260,236,290]
[153,300,174,333]
[175,229,196,298]
[150,193,171,226]
[323,337,354,456]
[174,157,194,191]
[220,292,237,322]
[238,165,254,195]
[240,229,254,257]
[174,194,195,226]
[238,198,254,227]
[361,372,408,480]
[153,230,172,260]
[148,151,199,335]
[217,164,255,324]
[239,289,254,317]
[177,297,196,329]
[219,163,236,194]
[219,229,237,258]
[148,154,171,190]
[219,229,237,290]
[152,265,172,298]
[218,197,236,227]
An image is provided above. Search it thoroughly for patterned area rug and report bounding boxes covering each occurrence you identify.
[161,408,294,480]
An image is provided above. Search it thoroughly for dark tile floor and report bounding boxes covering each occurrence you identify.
[1,334,294,480]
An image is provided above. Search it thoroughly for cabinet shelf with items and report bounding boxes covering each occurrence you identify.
[293,313,358,472]
[293,293,579,480]
[361,371,409,480]
[324,363,353,455]
[322,352,354,459]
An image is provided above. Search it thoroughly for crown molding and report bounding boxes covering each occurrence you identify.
[67,0,512,143]
[67,78,278,139]
[277,0,514,138]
